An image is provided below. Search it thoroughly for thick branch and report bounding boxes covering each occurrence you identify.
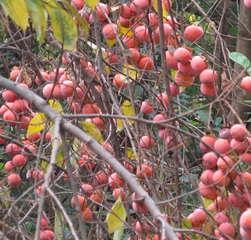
[0,76,178,240]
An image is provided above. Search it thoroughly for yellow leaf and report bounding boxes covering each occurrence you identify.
[49,99,63,113]
[126,148,137,160]
[201,197,213,208]
[122,64,138,81]
[24,0,47,43]
[119,24,134,37]
[80,121,104,143]
[1,0,28,33]
[152,0,167,19]
[113,226,124,240]
[56,151,65,167]
[46,4,78,51]
[106,39,116,48]
[117,100,135,132]
[106,196,126,233]
[84,0,98,11]
[62,0,90,38]
[72,138,82,168]
[170,69,177,78]
[27,113,46,137]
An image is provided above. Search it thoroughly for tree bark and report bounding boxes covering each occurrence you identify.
[228,0,251,125]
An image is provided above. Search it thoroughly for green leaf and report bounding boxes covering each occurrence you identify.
[62,0,90,38]
[80,121,104,143]
[117,100,135,132]
[24,0,47,43]
[46,4,78,51]
[27,113,46,137]
[228,52,251,75]
[113,225,124,240]
[106,196,126,233]
[1,0,28,33]
[55,209,65,239]
[242,100,251,104]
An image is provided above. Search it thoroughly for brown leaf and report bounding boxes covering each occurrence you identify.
[221,71,231,92]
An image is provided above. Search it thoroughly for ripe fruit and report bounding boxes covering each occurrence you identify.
[71,195,87,210]
[113,73,128,89]
[174,71,194,87]
[240,208,251,233]
[214,138,231,154]
[79,154,95,171]
[2,89,17,102]
[193,209,207,226]
[200,135,216,152]
[230,138,248,153]
[109,172,124,189]
[200,170,214,186]
[218,223,235,238]
[3,110,19,126]
[71,0,85,10]
[214,212,229,225]
[102,23,119,40]
[10,68,21,81]
[60,80,75,97]
[199,69,218,85]
[27,132,42,143]
[191,56,207,73]
[170,84,179,96]
[240,227,251,239]
[18,115,30,129]
[157,92,169,107]
[90,191,103,204]
[214,196,228,211]
[40,218,49,229]
[136,164,153,179]
[212,170,230,187]
[200,84,218,97]
[131,0,149,13]
[140,101,153,114]
[95,171,109,186]
[217,156,235,172]
[7,173,21,186]
[240,152,251,164]
[178,62,198,76]
[138,56,154,70]
[27,169,44,182]
[184,25,204,42]
[134,221,151,234]
[198,181,217,200]
[230,124,247,141]
[80,183,94,196]
[6,143,21,157]
[153,114,166,129]
[82,103,100,114]
[82,207,93,221]
[241,76,251,92]
[154,24,173,40]
[5,161,15,172]
[134,26,150,43]
[12,154,26,167]
[96,3,109,21]
[39,230,55,240]
[148,12,158,27]
[140,136,155,150]
[165,51,178,70]
[174,47,191,64]
[112,188,125,201]
[132,202,149,214]
[35,71,50,85]
[121,4,132,19]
